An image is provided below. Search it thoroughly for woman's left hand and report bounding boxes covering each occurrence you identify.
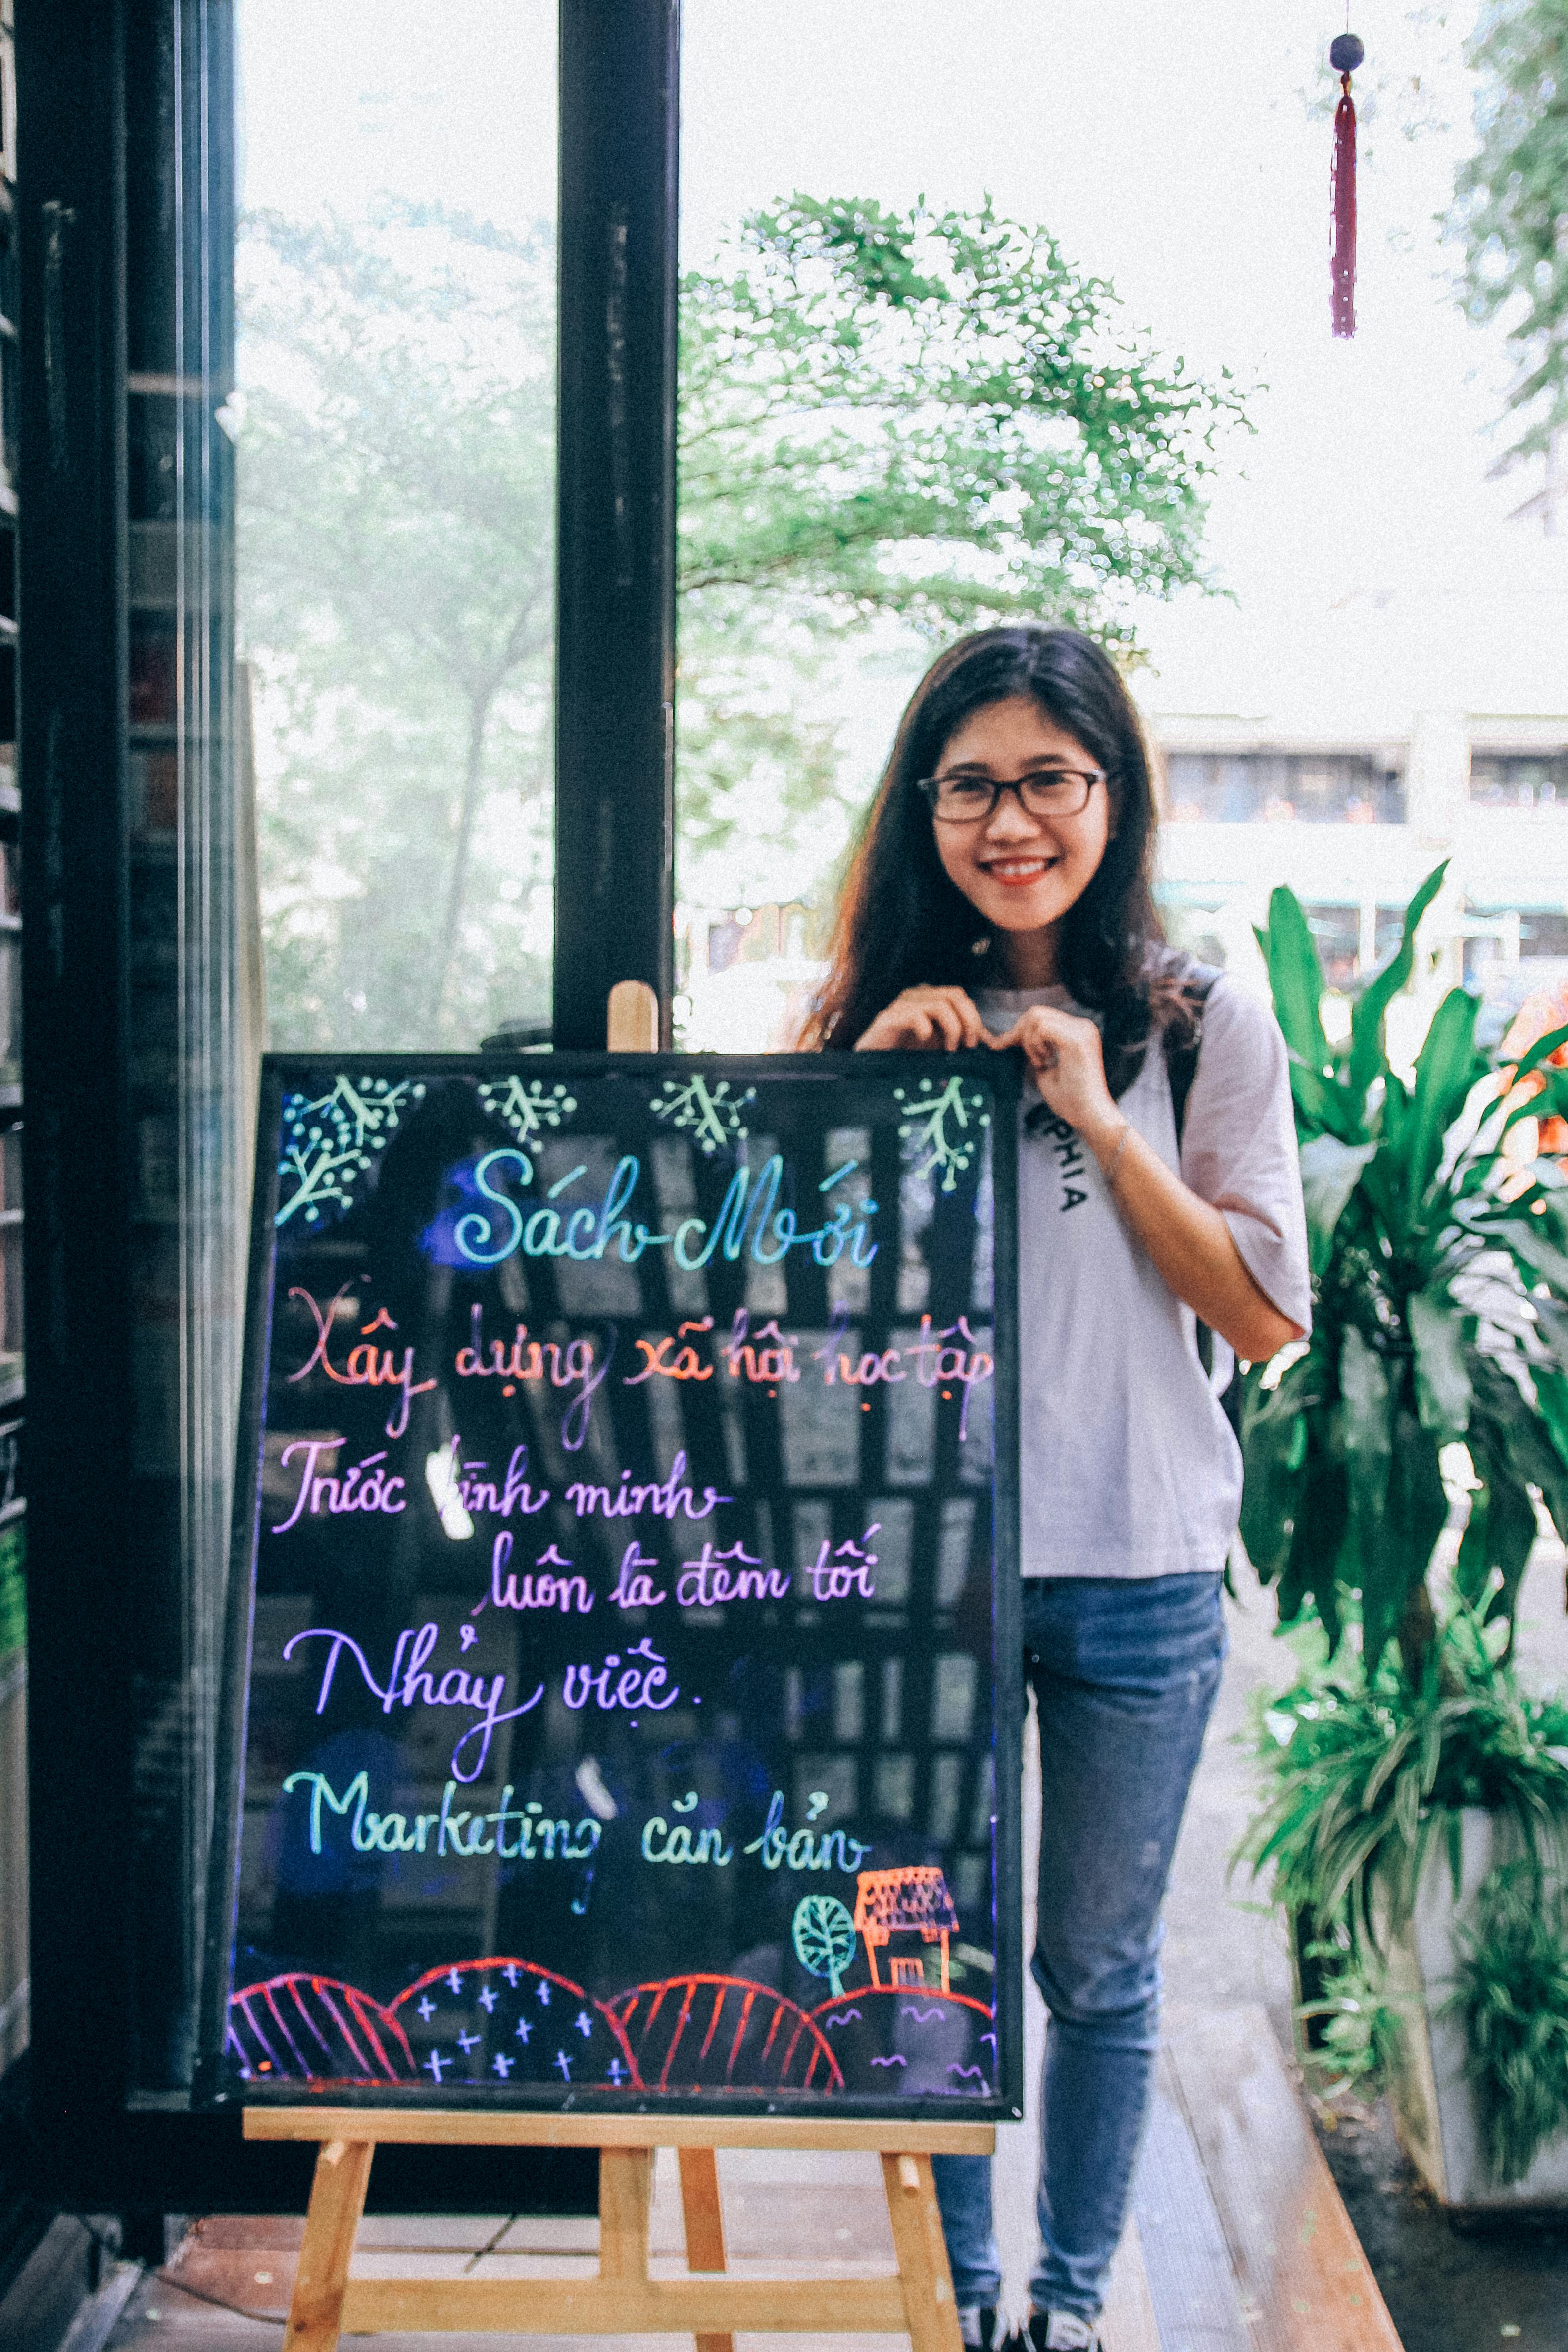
[993,1005,1121,1149]
[998,1005,1300,1362]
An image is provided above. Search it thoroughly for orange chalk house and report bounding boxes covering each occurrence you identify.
[853,1866,961,1993]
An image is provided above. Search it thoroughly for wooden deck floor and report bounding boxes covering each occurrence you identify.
[80,2005,1399,2352]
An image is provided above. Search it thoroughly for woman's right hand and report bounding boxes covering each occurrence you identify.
[854,985,990,1051]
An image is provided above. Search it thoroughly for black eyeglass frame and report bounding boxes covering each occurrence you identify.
[913,767,1109,824]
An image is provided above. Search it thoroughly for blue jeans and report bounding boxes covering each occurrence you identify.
[933,1572,1226,2319]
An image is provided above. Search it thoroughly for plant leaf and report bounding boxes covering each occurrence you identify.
[1406,987,1481,1224]
[1264,886,1331,1075]
[1339,1326,1393,1659]
[1299,1135,1377,1276]
[1239,1380,1306,1581]
[1409,1286,1474,1436]
[1503,1220,1568,1296]
[1277,1436,1350,1649]
[1348,861,1446,1102]
[1508,1019,1568,1090]
[1455,1477,1493,1609]
[1482,1470,1538,1635]
[1289,1060,1365,1144]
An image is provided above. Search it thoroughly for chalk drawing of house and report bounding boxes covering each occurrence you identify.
[853,1866,960,1993]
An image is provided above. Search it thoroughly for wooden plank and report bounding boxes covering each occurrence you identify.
[282,2136,373,2352]
[1133,2053,1254,2352]
[1100,2217,1161,2352]
[607,977,659,1050]
[337,2271,911,2333]
[598,2147,652,2280]
[244,2105,995,2155]
[1164,2005,1404,2352]
[881,2151,963,2352]
[678,2144,733,2352]
[678,2143,728,2270]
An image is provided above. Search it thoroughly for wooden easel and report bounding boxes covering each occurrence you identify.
[247,984,989,2348]
[244,2105,993,2351]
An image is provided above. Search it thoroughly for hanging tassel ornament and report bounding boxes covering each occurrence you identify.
[1329,32,1363,337]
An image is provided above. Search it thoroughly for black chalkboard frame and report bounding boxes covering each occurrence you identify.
[199,1050,1023,2120]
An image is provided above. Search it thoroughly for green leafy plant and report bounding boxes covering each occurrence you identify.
[1240,882,1568,2160]
[1243,1612,1568,2143]
[1245,1612,1568,1958]
[1295,1923,1410,2100]
[0,1520,22,1663]
[1450,1860,1568,2184]
[1242,861,1568,1674]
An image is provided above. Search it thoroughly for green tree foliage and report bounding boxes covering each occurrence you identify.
[680,195,1241,640]
[239,197,1243,1047]
[1241,865,1568,1676]
[1451,0,1568,474]
[239,204,555,1050]
[678,195,1245,896]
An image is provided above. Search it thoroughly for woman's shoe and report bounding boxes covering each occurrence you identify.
[957,2310,1002,2350]
[1006,2313,1102,2352]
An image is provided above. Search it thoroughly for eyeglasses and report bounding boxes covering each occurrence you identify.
[914,767,1107,824]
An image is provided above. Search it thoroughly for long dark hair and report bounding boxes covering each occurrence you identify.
[804,624,1193,1085]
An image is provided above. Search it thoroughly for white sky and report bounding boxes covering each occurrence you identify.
[237,0,1566,856]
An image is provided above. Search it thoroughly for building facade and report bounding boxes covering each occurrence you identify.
[1140,567,1568,1053]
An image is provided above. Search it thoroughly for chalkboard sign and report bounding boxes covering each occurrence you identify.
[202,1052,1021,2117]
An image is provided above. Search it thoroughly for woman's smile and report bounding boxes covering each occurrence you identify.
[980,852,1058,885]
[930,694,1112,977]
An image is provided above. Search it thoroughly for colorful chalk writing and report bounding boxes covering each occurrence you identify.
[208,1052,1020,2116]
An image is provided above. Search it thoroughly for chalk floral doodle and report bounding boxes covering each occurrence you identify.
[276,1077,426,1228]
[650,1074,756,1156]
[477,1076,578,1145]
[893,1076,990,1192]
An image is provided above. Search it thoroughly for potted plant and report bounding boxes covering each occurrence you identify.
[1239,864,1568,2206]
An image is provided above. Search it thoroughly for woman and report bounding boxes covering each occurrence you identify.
[805,624,1309,2352]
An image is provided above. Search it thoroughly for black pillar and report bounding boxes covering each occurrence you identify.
[553,0,679,1050]
[17,0,136,2165]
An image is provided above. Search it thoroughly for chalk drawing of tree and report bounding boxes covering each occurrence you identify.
[650,1074,756,1156]
[893,1075,990,1193]
[477,1075,578,1145]
[792,1894,857,2000]
[277,1076,426,1227]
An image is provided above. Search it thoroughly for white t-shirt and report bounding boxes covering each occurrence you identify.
[978,976,1312,1580]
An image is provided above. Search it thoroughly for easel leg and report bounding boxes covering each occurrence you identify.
[283,2136,373,2352]
[882,2151,963,2352]
[677,2144,733,2352]
[598,2145,654,2280]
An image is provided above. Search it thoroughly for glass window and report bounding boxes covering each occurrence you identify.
[235,2,557,1051]
[1301,904,1361,992]
[114,0,560,2102]
[1373,907,1407,967]
[1469,753,1568,808]
[676,6,1256,1048]
[1164,753,1405,826]
[1464,907,1568,1028]
[1520,912,1568,956]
